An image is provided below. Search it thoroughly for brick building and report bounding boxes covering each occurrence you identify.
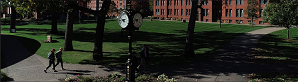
[154,0,269,25]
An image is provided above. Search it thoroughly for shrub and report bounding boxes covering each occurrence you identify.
[217,20,222,23]
[176,18,181,21]
[236,21,240,24]
[224,21,229,23]
[159,17,164,20]
[172,18,176,20]
[150,16,154,20]
[81,77,93,82]
[248,22,252,25]
[1,70,8,81]
[166,18,171,20]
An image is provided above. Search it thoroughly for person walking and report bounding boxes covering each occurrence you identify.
[142,44,150,66]
[44,49,57,73]
[55,48,65,70]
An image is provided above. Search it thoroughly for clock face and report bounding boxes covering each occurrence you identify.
[118,12,129,28]
[133,13,143,28]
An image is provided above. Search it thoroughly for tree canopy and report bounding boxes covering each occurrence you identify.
[262,0,298,39]
[244,0,262,26]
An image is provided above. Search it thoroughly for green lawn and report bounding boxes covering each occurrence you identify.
[253,28,298,63]
[249,28,298,81]
[1,20,266,66]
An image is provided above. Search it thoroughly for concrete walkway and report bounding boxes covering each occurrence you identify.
[2,26,297,81]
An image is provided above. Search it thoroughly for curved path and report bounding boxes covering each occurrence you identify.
[2,26,296,81]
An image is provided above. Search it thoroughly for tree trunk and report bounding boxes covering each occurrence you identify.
[64,10,74,51]
[93,16,105,61]
[10,5,16,33]
[51,13,58,34]
[184,0,198,57]
[287,27,289,39]
[93,1,111,61]
[251,17,253,26]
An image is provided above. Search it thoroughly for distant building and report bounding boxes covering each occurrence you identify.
[154,0,269,25]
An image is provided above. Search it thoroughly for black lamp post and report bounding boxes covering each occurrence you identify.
[118,3,143,82]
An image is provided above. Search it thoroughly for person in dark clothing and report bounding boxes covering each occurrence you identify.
[141,44,149,66]
[55,48,65,70]
[44,49,57,73]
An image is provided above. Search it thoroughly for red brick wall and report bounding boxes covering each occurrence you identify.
[154,0,269,25]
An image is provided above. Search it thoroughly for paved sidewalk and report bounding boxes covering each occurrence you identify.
[2,26,297,81]
[1,34,124,81]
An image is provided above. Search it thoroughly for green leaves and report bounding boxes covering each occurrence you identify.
[262,0,298,27]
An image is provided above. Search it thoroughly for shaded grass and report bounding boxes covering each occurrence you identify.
[253,28,298,64]
[1,21,266,66]
[250,28,298,81]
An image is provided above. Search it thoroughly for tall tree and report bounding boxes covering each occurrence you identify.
[10,5,16,33]
[244,0,261,26]
[64,9,74,51]
[107,1,117,17]
[262,0,298,39]
[184,0,199,56]
[149,0,153,11]
[69,0,111,61]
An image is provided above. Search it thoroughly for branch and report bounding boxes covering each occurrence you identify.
[67,4,99,15]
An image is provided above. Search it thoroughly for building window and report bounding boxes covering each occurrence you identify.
[186,0,188,5]
[240,0,243,4]
[170,9,172,15]
[156,0,158,6]
[236,20,239,23]
[206,1,208,5]
[181,0,183,5]
[203,1,205,5]
[174,9,176,15]
[240,20,243,23]
[259,21,263,24]
[264,0,268,4]
[177,0,179,5]
[236,9,239,17]
[226,9,228,17]
[156,9,158,15]
[206,19,208,22]
[158,9,160,15]
[230,9,232,17]
[198,0,201,5]
[206,9,209,16]
[177,9,179,15]
[229,20,232,23]
[240,9,243,17]
[189,9,191,16]
[260,9,263,17]
[236,0,239,5]
[168,9,170,15]
[170,0,172,6]
[163,0,165,6]
[163,9,165,15]
[181,9,183,16]
[230,0,232,5]
[260,0,263,4]
[226,0,228,5]
[202,9,205,16]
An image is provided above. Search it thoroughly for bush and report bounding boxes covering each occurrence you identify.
[159,17,164,20]
[248,22,252,25]
[176,18,181,21]
[166,18,171,20]
[1,70,9,81]
[236,21,240,24]
[150,16,154,20]
[172,18,176,20]
[224,21,229,23]
[217,20,222,23]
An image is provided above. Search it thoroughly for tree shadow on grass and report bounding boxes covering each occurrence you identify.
[252,34,298,64]
[1,35,41,69]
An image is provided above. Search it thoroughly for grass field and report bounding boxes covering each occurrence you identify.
[1,20,266,66]
[249,28,298,81]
